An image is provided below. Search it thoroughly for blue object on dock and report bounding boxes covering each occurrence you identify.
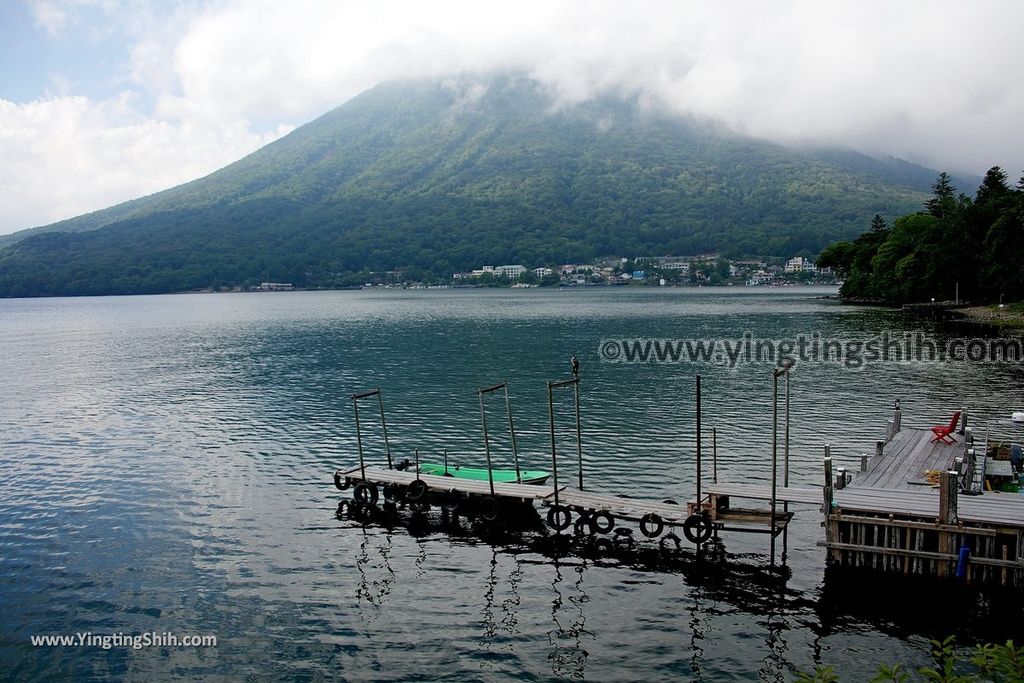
[956,545,970,579]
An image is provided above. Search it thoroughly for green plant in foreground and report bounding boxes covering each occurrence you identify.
[797,638,1024,682]
[972,640,1024,682]
[918,636,973,683]
[871,663,911,682]
[795,666,839,683]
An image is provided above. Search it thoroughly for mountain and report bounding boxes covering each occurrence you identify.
[0,73,961,296]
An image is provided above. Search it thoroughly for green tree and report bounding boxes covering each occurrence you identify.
[925,172,957,219]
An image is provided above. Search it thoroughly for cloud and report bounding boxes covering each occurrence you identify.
[2,0,1022,235]
[0,94,290,233]
[159,0,1024,172]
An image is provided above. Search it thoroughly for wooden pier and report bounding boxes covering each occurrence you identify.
[822,405,1024,586]
[335,370,821,556]
[333,370,1024,587]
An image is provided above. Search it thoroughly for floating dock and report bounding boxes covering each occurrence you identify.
[334,371,1024,586]
[336,371,813,552]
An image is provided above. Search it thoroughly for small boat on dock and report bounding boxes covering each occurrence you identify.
[416,462,551,485]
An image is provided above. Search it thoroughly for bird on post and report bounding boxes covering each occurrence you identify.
[570,354,580,377]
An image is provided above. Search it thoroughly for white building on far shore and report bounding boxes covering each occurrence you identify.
[495,264,526,279]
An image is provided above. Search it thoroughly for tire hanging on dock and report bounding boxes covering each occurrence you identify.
[441,488,460,513]
[573,510,594,536]
[659,532,682,552]
[682,513,712,544]
[334,471,351,491]
[383,483,402,504]
[590,510,614,535]
[639,513,664,538]
[406,479,428,502]
[479,496,500,523]
[353,481,379,506]
[546,505,572,531]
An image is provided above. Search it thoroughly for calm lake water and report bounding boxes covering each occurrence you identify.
[2,287,1023,681]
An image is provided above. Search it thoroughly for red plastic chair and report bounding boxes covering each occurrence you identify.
[930,411,961,443]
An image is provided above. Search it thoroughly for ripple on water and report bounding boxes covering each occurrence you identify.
[1,289,1021,681]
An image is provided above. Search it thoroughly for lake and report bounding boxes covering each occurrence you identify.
[2,287,1022,681]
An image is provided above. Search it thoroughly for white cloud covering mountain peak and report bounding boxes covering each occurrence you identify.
[1,0,1021,234]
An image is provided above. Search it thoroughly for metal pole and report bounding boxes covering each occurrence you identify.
[696,374,702,520]
[479,390,495,497]
[574,379,583,490]
[377,388,393,470]
[353,398,366,481]
[504,385,521,484]
[548,382,560,507]
[783,371,790,559]
[770,369,778,566]
[444,448,448,475]
[712,427,718,485]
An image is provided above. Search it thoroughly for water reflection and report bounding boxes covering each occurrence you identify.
[546,559,590,679]
[816,566,1024,645]
[334,501,816,678]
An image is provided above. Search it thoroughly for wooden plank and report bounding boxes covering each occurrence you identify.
[835,485,1024,526]
[821,542,1024,569]
[856,430,918,488]
[852,429,960,491]
[829,513,998,536]
[544,488,690,523]
[701,483,823,505]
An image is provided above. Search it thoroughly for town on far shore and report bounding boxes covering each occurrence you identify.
[393,254,833,289]
[245,255,837,292]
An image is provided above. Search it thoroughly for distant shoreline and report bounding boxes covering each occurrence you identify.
[836,296,1024,333]
[950,304,1024,332]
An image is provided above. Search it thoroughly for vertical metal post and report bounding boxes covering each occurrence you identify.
[823,447,833,510]
[377,388,393,470]
[823,448,833,553]
[414,448,420,480]
[712,427,718,485]
[548,382,560,508]
[770,370,778,566]
[479,391,495,497]
[504,385,521,484]
[353,398,366,481]
[783,370,790,560]
[695,374,702,520]
[574,379,583,490]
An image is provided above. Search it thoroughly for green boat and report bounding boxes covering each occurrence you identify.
[418,462,550,485]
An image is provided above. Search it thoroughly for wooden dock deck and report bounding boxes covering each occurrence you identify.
[847,427,961,490]
[823,412,1024,586]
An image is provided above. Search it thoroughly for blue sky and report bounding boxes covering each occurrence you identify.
[1,2,127,102]
[1,0,1022,236]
